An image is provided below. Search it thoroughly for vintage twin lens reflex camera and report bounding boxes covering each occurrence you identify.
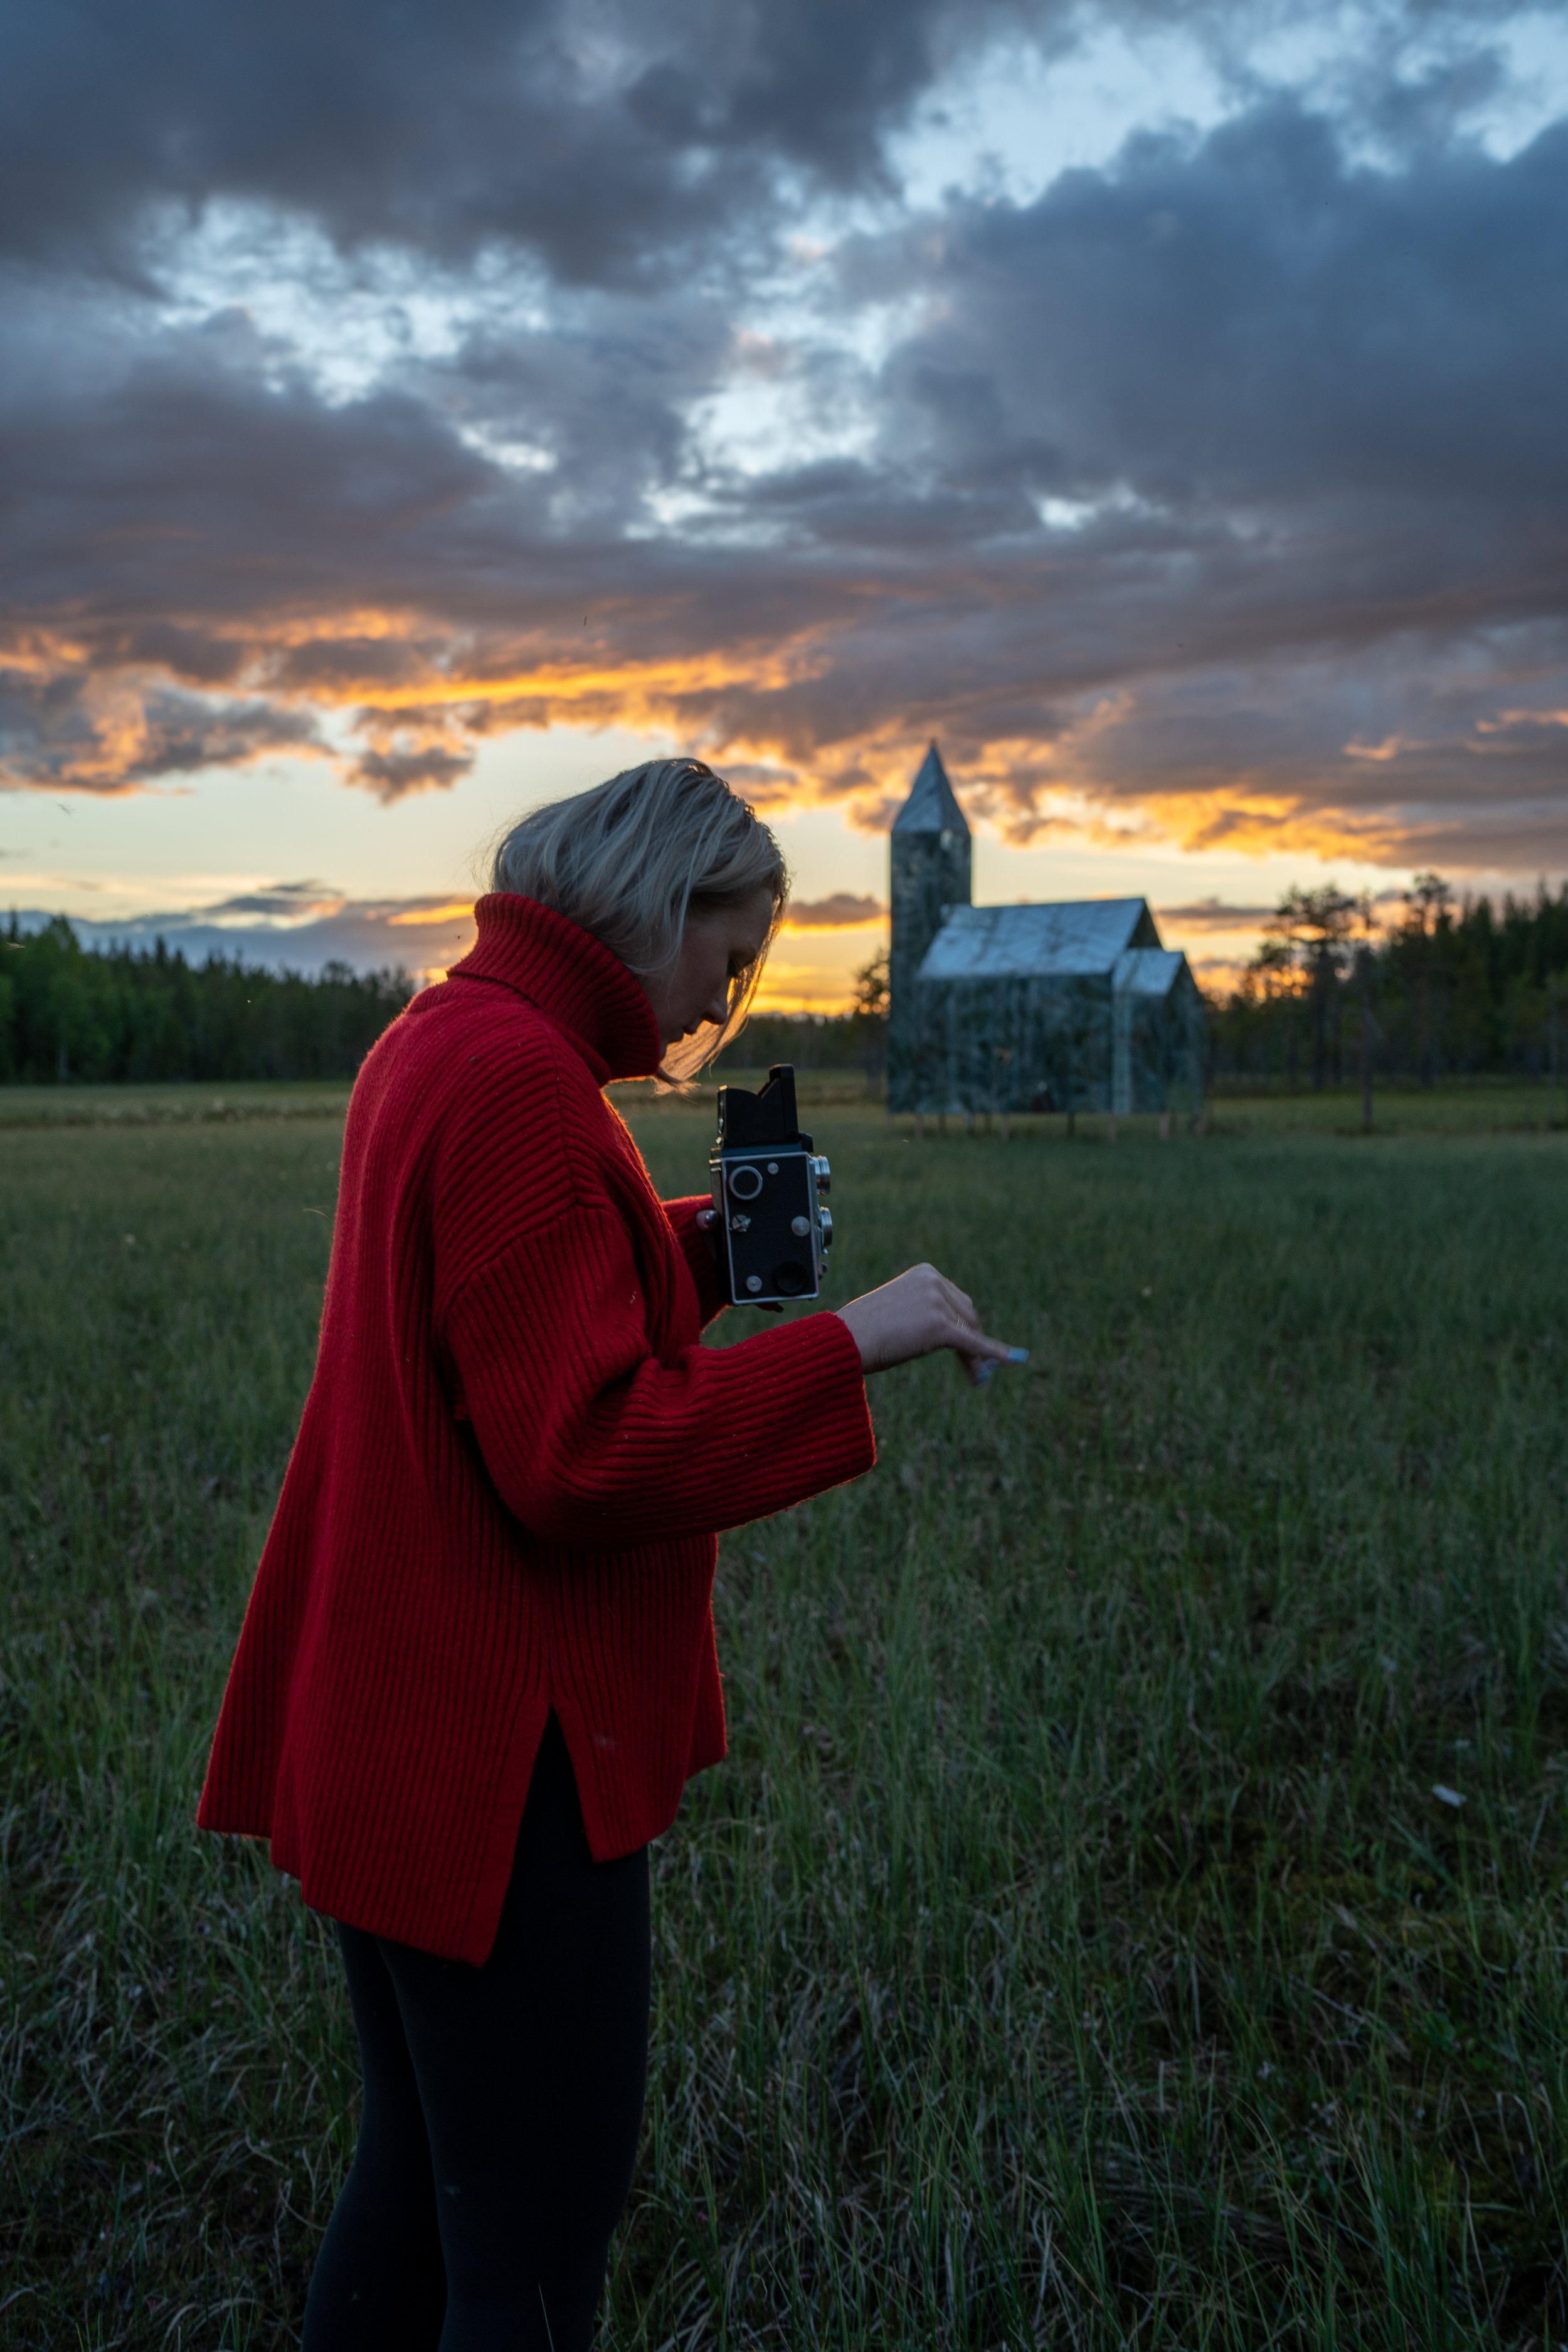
[710,1064,832,1306]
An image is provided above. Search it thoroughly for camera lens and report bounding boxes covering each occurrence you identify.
[771,1260,808,1297]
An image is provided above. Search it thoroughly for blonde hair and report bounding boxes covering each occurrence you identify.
[490,756,788,1077]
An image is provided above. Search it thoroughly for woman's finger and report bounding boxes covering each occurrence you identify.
[938,1309,1022,1367]
[835,1265,1027,1377]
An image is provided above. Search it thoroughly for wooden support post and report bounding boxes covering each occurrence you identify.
[999,1113,1010,1143]
[1158,1111,1170,1142]
[914,1113,925,1142]
[1542,973,1560,1120]
[938,1113,948,1138]
[1106,1113,1118,1145]
[1358,939,1376,1135]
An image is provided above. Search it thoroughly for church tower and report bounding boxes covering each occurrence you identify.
[887,742,971,1113]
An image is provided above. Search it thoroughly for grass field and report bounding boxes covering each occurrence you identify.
[4,1086,1568,2347]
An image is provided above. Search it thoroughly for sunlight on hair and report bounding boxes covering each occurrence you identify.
[490,757,788,1080]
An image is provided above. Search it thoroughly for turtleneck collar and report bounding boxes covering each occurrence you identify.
[447,896,665,1084]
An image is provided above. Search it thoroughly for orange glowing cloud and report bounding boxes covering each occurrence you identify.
[386,900,474,926]
[11,590,1560,891]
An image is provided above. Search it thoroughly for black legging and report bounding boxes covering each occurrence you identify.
[301,1715,651,2351]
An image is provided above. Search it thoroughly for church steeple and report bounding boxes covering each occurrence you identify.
[893,741,968,839]
[887,743,971,1113]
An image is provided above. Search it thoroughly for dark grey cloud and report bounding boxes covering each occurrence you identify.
[1157,899,1276,928]
[0,0,1082,287]
[8,891,477,978]
[202,882,342,919]
[349,745,475,800]
[864,98,1568,509]
[707,90,1568,854]
[784,893,886,928]
[0,662,324,792]
[3,13,1567,880]
[24,0,1486,301]
[131,689,323,777]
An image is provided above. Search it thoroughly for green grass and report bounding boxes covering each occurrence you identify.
[0,1079,354,1128]
[3,1095,1568,2346]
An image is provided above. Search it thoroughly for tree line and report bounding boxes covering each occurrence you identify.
[1210,877,1568,1093]
[711,948,891,1079]
[18,889,1562,1099]
[1,915,886,1089]
[0,917,414,1084]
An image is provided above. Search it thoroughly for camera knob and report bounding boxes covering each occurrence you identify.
[790,1215,810,1238]
[818,1207,833,1248]
[810,1155,830,1195]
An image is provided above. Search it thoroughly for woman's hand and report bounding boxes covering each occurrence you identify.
[834,1264,1026,1385]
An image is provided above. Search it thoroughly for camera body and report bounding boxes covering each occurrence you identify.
[709,1064,832,1306]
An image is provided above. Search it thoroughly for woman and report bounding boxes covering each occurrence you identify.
[198,757,1015,2350]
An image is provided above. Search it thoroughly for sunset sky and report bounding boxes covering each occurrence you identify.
[4,1,1567,1007]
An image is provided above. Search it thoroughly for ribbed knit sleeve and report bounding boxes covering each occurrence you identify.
[443,1202,874,1549]
[662,1194,729,1328]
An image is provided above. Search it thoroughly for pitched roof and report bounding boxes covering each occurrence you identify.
[1115,947,1187,999]
[918,899,1154,980]
[893,741,968,836]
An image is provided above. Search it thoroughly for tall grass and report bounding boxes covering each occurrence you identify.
[2,1101,1566,2346]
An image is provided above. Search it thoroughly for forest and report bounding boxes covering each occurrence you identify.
[0,918,413,1084]
[9,878,1568,1094]
[0,913,884,1090]
[1209,876,1568,1091]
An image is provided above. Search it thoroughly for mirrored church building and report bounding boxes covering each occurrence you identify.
[886,745,1207,1120]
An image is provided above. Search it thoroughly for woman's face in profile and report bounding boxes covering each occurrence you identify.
[644,887,775,1046]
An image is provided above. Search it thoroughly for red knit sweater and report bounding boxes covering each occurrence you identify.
[197,895,876,1964]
